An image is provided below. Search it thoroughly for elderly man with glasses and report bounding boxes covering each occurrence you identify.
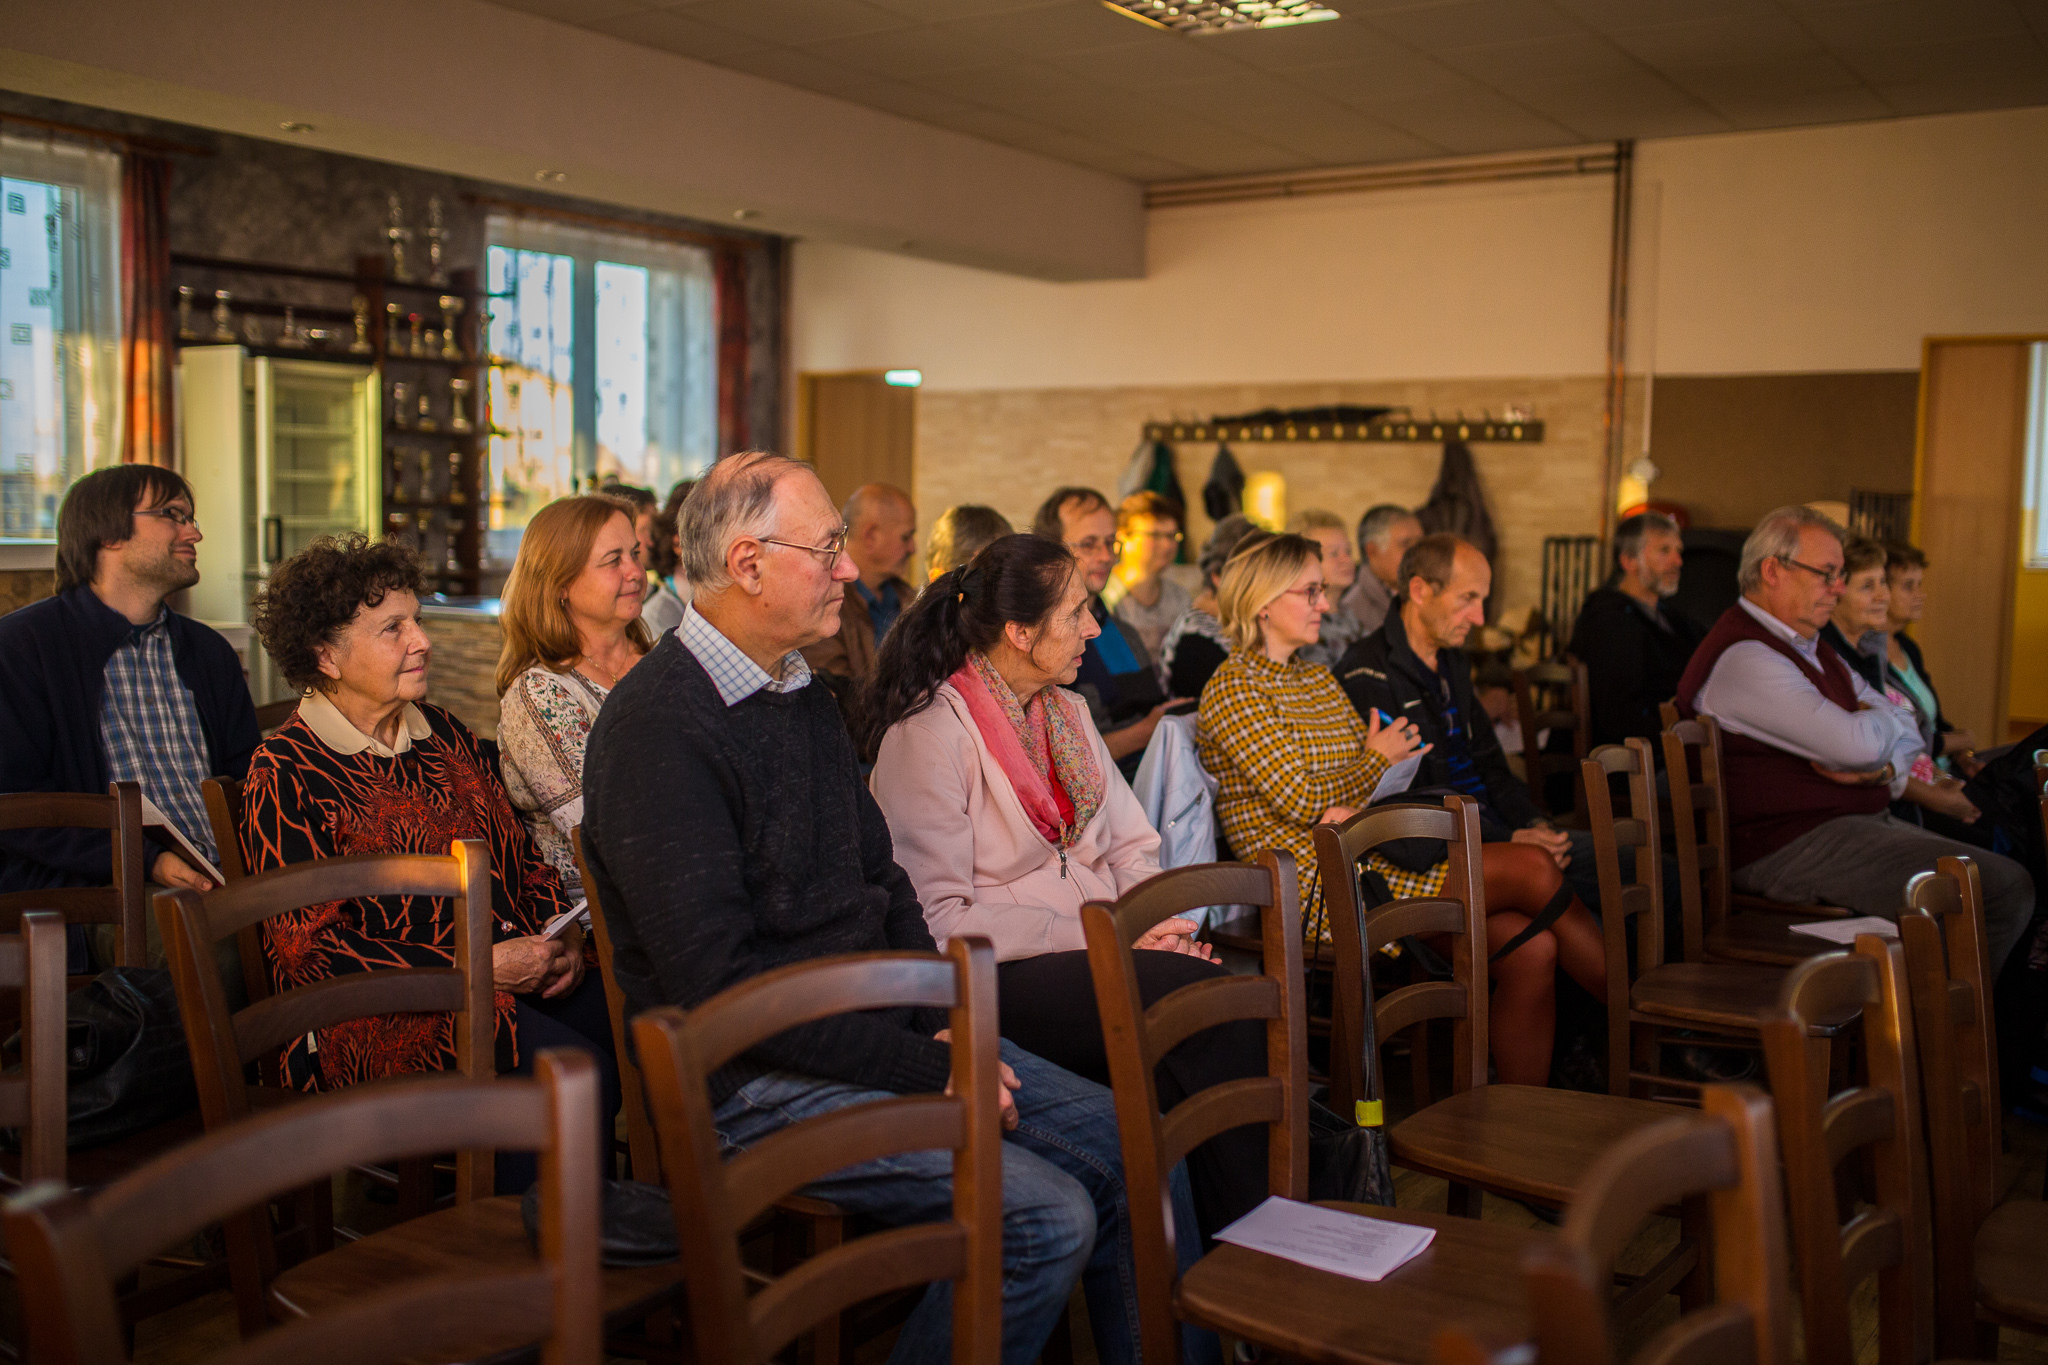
[1032,486,1170,780]
[1677,503,2032,971]
[581,452,1204,1365]
[0,465,261,965]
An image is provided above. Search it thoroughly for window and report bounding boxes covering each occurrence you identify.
[0,134,122,541]
[483,215,716,565]
[2027,343,2048,569]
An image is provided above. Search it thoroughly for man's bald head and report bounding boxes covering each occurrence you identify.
[844,483,917,586]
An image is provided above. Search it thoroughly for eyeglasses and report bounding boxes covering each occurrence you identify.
[135,506,199,528]
[1138,529,1184,545]
[1778,556,1846,589]
[1279,582,1330,605]
[759,527,850,566]
[1065,536,1122,558]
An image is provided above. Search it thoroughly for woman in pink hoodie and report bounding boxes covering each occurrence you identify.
[860,533,1265,1239]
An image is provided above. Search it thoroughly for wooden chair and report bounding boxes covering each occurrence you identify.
[1587,739,1857,1100]
[1661,716,1847,969]
[1318,796,1707,1320]
[3,1050,602,1365]
[1901,856,2048,1356]
[155,839,682,1352]
[1512,657,1590,827]
[632,937,1004,1365]
[1430,1084,1794,1365]
[0,783,148,983]
[1083,851,1550,1364]
[253,697,300,734]
[572,830,858,1363]
[1761,935,1957,1365]
[0,913,68,1190]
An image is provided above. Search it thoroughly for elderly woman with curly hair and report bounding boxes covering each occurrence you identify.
[243,533,617,1192]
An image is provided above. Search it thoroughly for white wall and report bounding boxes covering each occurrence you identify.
[793,104,2048,388]
[0,0,1141,281]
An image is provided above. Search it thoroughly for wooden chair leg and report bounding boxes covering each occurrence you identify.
[395,1156,434,1220]
[1447,1181,1483,1219]
[807,1214,844,1365]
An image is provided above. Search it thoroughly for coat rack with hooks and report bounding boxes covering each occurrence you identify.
[1141,413,1543,444]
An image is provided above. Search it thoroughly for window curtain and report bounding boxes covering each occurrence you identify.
[120,152,173,467]
[714,244,748,456]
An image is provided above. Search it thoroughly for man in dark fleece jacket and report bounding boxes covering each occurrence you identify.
[582,453,1198,1365]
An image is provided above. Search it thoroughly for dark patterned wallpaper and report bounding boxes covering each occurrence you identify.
[0,90,785,451]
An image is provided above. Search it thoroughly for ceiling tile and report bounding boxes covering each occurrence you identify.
[1874,71,2048,116]
[907,58,1099,110]
[711,46,902,99]
[1265,114,1447,163]
[1793,0,2032,47]
[584,8,778,61]
[1198,16,1422,70]
[1696,80,1895,128]
[1147,71,1371,128]
[928,3,1165,57]
[1609,11,1825,70]
[1050,35,1261,88]
[484,0,652,24]
[1549,0,1781,37]
[1656,48,1867,104]
[671,0,907,46]
[861,0,1062,18]
[1080,148,1208,181]
[1286,49,1475,104]
[1831,31,2048,84]
[1168,140,1320,176]
[1446,30,1650,85]
[1362,83,1582,154]
[1360,0,1589,54]
[822,79,984,124]
[800,25,992,79]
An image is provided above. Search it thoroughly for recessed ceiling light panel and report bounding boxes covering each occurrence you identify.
[1101,0,1338,35]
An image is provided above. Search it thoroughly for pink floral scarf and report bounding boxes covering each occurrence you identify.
[949,652,1104,849]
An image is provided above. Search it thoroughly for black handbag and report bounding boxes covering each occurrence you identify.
[61,967,199,1149]
[521,1178,678,1267]
[1307,1097,1394,1207]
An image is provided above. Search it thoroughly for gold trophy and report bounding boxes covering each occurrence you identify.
[438,295,465,359]
[447,450,467,505]
[425,196,449,286]
[210,290,236,342]
[386,194,413,283]
[415,389,438,433]
[418,449,436,502]
[384,302,403,356]
[349,294,373,354]
[391,381,411,430]
[276,306,309,349]
[177,285,198,341]
[408,313,426,359]
[448,377,473,433]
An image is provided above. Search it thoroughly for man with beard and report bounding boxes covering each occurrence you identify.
[1568,511,1705,748]
[0,467,259,912]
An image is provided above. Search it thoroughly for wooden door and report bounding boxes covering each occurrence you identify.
[1914,339,2033,744]
[798,373,915,511]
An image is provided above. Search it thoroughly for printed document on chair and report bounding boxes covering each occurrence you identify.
[1787,916,1900,944]
[1214,1196,1435,1282]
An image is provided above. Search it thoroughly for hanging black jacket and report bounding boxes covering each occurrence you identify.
[1334,611,1545,834]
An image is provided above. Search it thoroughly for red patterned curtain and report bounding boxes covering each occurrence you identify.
[714,244,749,456]
[120,152,175,466]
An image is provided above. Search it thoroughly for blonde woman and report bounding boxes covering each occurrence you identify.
[1196,533,1426,931]
[496,495,652,897]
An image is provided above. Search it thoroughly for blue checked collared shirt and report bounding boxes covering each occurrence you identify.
[98,610,217,860]
[677,604,813,708]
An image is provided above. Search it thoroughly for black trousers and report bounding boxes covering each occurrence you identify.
[496,972,622,1194]
[995,950,1268,1241]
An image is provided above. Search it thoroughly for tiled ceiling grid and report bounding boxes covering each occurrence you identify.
[481,0,2048,182]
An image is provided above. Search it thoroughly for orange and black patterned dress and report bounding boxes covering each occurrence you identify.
[239,702,571,1091]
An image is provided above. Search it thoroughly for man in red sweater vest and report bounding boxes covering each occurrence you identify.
[1676,505,2031,971]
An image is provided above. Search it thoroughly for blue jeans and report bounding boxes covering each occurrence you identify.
[713,1040,1217,1365]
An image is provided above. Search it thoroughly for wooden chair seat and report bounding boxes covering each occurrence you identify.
[1703,911,1844,968]
[1177,1203,1544,1365]
[1974,1200,2048,1329]
[270,1194,679,1351]
[1387,1084,1688,1208]
[1629,961,1820,1033]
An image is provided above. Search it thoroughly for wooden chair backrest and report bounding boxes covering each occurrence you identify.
[153,840,495,1197]
[1761,938,1934,1365]
[571,828,660,1183]
[2033,754,2047,858]
[0,782,148,970]
[1584,738,1666,1093]
[633,938,1002,1365]
[201,777,279,1077]
[1315,796,1488,1117]
[1512,657,1591,821]
[1661,715,1731,962]
[1898,857,1999,1358]
[1082,852,1307,1365]
[3,1052,601,1365]
[1431,1085,1792,1365]
[253,698,300,734]
[0,912,70,1186]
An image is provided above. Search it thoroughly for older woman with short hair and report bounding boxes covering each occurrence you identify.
[924,503,1013,581]
[497,495,652,899]
[244,533,616,1190]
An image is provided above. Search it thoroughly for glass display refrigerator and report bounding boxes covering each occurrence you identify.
[180,345,379,703]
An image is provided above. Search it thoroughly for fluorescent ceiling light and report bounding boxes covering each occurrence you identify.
[1101,0,1339,35]
[884,370,923,387]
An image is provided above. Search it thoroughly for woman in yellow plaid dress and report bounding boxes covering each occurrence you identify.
[1197,533,1607,1086]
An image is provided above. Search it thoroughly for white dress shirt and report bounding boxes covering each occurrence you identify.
[1692,598,1921,798]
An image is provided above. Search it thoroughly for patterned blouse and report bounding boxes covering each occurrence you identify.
[239,696,570,1091]
[1197,649,1440,941]
[497,665,610,898]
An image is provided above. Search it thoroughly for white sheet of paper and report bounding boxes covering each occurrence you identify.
[1787,915,1900,944]
[1369,753,1424,804]
[1214,1196,1436,1283]
[138,792,226,887]
[542,899,591,940]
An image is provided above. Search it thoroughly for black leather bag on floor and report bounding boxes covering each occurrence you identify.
[62,966,199,1149]
[521,1177,679,1267]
